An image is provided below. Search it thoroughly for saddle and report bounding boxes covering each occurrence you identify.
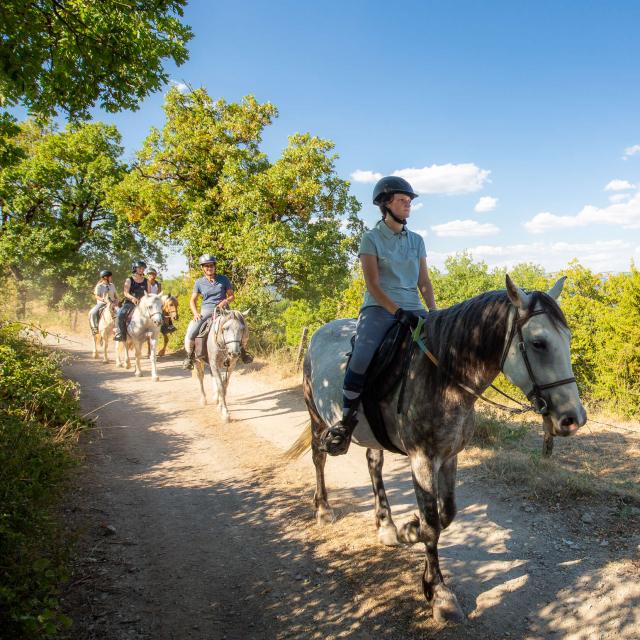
[350,321,416,455]
[194,316,215,362]
[99,303,116,323]
[124,304,136,326]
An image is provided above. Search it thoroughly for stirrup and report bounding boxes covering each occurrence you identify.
[182,355,195,370]
[320,413,358,456]
[91,327,99,336]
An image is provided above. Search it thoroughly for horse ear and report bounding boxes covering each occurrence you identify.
[241,308,251,317]
[505,274,530,310]
[167,292,172,298]
[547,276,567,301]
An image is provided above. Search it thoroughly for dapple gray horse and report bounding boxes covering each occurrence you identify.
[185,309,249,423]
[290,275,586,624]
[115,292,164,381]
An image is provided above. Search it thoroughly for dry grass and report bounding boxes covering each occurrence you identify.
[465,407,640,507]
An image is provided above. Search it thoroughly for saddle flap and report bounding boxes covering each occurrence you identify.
[364,322,412,401]
[194,316,215,361]
[360,321,413,456]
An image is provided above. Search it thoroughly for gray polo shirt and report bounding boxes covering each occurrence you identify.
[358,220,427,311]
[193,275,233,312]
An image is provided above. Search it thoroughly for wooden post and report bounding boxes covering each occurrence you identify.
[295,327,309,371]
[542,433,554,457]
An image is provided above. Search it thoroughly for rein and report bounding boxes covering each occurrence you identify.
[410,305,576,416]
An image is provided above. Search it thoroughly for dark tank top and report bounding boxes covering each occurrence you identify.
[129,277,148,300]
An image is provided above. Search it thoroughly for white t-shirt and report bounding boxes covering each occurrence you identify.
[149,282,160,294]
[94,282,117,302]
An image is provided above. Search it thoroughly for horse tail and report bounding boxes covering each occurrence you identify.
[284,423,312,460]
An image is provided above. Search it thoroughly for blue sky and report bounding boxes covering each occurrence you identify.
[86,0,640,276]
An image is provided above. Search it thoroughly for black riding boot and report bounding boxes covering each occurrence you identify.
[182,340,195,370]
[320,404,360,456]
[114,314,126,341]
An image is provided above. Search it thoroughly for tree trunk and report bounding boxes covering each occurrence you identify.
[9,266,27,319]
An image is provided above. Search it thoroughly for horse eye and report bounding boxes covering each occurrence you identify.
[531,339,547,350]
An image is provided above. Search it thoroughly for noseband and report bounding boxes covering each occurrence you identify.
[498,307,577,415]
[214,313,245,365]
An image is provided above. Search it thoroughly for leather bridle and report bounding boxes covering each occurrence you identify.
[411,303,577,416]
[497,306,577,415]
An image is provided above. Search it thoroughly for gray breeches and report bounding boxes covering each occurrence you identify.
[187,310,215,341]
[348,305,429,375]
[90,302,106,327]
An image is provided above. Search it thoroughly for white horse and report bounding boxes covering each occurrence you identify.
[90,299,118,363]
[185,309,249,423]
[116,293,164,381]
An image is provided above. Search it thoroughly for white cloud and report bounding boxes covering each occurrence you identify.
[169,80,189,94]
[411,202,424,211]
[393,163,491,195]
[524,191,640,234]
[605,179,635,191]
[431,219,500,237]
[426,240,636,273]
[609,193,630,204]
[414,228,428,238]
[624,144,640,158]
[474,196,498,213]
[351,169,383,183]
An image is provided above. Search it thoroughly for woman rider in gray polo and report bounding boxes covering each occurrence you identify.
[321,176,437,455]
[183,254,253,369]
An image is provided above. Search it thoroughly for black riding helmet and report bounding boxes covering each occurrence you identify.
[198,254,217,266]
[132,260,147,272]
[99,270,112,278]
[372,176,419,205]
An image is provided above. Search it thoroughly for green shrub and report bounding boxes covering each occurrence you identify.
[0,322,82,638]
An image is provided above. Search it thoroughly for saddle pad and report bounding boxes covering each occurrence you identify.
[195,316,215,361]
[360,322,412,455]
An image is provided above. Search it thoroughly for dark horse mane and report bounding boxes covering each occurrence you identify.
[422,288,569,391]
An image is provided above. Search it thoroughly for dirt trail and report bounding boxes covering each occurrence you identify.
[57,335,639,640]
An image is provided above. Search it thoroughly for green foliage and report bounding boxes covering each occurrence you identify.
[0,0,192,119]
[0,322,82,637]
[111,88,363,304]
[590,267,640,416]
[0,120,161,314]
[281,298,340,347]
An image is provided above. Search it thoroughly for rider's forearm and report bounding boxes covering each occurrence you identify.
[367,282,400,315]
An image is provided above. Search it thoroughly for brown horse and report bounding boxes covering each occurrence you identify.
[289,275,586,624]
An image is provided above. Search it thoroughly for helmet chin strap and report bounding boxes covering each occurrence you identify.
[384,207,407,227]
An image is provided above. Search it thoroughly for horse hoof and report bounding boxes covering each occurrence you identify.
[135,371,142,377]
[315,507,335,525]
[152,376,159,382]
[199,398,207,407]
[432,588,465,625]
[398,514,421,545]
[377,524,400,546]
[117,362,124,368]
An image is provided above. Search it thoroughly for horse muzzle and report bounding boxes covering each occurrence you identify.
[545,404,587,437]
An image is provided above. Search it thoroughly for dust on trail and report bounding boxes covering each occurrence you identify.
[57,335,639,640]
